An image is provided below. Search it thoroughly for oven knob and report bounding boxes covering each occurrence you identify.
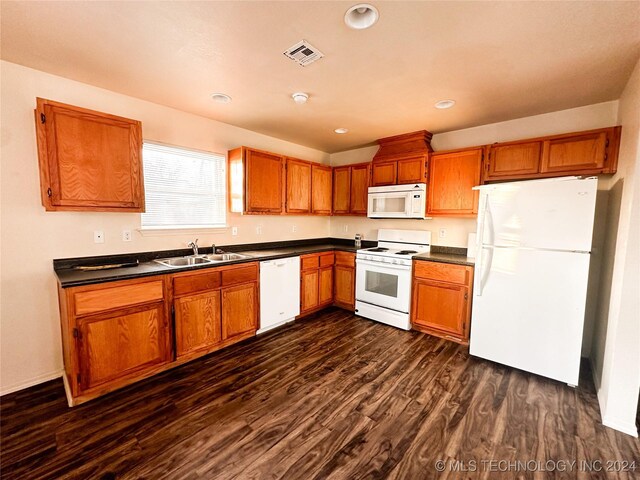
[392,259,398,264]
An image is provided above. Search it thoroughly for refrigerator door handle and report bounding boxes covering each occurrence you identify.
[476,246,494,296]
[475,195,490,296]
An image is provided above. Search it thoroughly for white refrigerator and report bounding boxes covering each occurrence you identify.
[469,176,597,386]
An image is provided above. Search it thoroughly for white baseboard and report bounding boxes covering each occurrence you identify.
[602,416,639,438]
[0,370,64,396]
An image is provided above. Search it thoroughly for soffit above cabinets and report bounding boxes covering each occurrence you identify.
[1,1,639,153]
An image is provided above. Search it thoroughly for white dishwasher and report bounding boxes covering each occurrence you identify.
[258,256,300,334]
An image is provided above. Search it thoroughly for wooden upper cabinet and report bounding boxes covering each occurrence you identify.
[371,162,397,186]
[427,148,482,216]
[311,164,332,215]
[332,166,351,214]
[228,147,284,214]
[285,158,312,214]
[485,142,541,180]
[397,156,427,184]
[349,163,370,215]
[35,98,144,212]
[541,131,607,173]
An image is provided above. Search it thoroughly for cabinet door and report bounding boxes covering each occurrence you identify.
[77,303,170,391]
[411,279,468,338]
[350,164,370,215]
[286,158,312,213]
[540,131,607,174]
[35,98,143,212]
[371,162,397,186]
[486,142,541,180]
[334,265,355,309]
[332,167,351,214]
[221,283,257,340]
[301,269,319,312]
[319,266,334,305]
[174,291,221,359]
[311,164,332,215]
[245,149,284,213]
[427,149,482,216]
[397,156,427,184]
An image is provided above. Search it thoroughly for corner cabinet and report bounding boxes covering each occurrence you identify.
[311,164,333,215]
[411,261,474,345]
[483,127,621,182]
[332,163,370,216]
[427,148,482,217]
[35,98,144,212]
[228,147,285,214]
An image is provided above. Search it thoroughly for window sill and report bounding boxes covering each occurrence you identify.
[138,226,228,237]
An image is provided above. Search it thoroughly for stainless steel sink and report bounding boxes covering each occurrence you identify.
[205,253,252,262]
[154,256,213,267]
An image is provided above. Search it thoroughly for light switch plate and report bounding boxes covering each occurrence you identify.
[231,226,238,236]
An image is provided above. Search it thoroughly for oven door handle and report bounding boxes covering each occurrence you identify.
[356,258,411,271]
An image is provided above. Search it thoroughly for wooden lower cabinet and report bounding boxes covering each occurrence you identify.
[222,282,258,340]
[299,252,335,315]
[410,261,474,344]
[333,251,356,310]
[59,262,259,406]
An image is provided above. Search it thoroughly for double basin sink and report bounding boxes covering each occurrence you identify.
[154,253,252,268]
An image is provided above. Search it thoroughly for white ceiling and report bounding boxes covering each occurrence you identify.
[2,1,639,153]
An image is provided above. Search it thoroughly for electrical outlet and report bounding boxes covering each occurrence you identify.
[231,226,238,236]
[292,225,297,233]
[439,228,447,239]
[122,230,132,242]
[94,230,105,244]
[256,226,262,235]
[343,225,349,233]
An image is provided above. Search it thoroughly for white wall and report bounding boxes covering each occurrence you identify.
[329,101,620,248]
[0,61,331,394]
[591,57,640,437]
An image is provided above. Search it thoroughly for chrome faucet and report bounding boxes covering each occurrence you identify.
[211,243,217,254]
[188,239,199,256]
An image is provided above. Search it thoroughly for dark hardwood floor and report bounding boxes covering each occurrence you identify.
[2,309,639,479]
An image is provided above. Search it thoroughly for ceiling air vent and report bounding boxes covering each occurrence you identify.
[283,40,324,67]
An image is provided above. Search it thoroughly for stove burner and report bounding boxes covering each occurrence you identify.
[396,250,418,255]
[367,247,389,252]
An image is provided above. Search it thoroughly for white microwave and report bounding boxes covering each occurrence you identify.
[367,183,427,219]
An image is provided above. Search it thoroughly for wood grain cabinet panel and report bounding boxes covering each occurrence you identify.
[541,131,607,173]
[174,291,221,359]
[221,283,257,340]
[319,267,334,305]
[485,142,541,180]
[332,166,351,214]
[286,158,312,213]
[311,164,332,215]
[78,304,170,391]
[35,98,144,212]
[334,264,355,310]
[74,280,164,316]
[397,156,427,184]
[349,163,370,215]
[300,269,319,312]
[411,261,474,344]
[427,148,482,216]
[371,162,397,186]
[228,147,284,214]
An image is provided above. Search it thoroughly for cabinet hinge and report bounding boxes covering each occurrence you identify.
[47,187,52,197]
[76,373,81,385]
[73,328,82,339]
[464,293,468,300]
[40,113,46,124]
[605,138,610,148]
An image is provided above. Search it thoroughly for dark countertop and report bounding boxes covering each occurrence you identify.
[54,238,473,288]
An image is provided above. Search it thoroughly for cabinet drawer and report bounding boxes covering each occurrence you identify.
[413,261,470,285]
[319,252,335,267]
[173,271,221,297]
[301,255,319,270]
[334,251,355,267]
[222,263,258,286]
[74,280,164,316]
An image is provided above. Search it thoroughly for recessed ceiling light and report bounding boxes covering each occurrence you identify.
[292,92,309,104]
[211,93,232,104]
[345,4,379,30]
[334,128,349,134]
[434,99,456,109]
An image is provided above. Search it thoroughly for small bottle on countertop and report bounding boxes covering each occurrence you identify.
[355,233,363,248]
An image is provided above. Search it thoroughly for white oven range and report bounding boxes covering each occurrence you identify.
[355,229,431,330]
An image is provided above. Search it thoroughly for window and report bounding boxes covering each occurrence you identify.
[141,142,226,229]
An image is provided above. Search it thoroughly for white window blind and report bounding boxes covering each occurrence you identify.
[141,142,226,228]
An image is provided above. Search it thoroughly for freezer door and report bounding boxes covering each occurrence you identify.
[470,247,590,385]
[477,177,597,252]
